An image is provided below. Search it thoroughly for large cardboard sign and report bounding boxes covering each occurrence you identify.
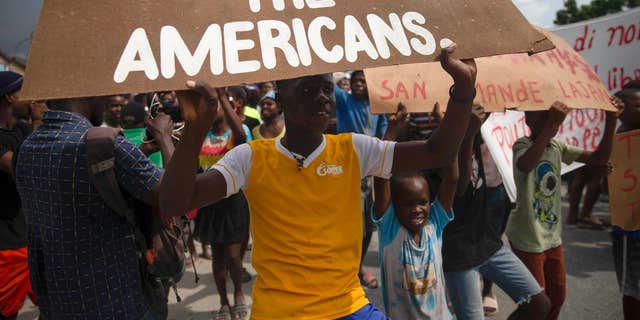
[608,130,640,231]
[366,30,614,114]
[552,8,640,94]
[481,109,607,202]
[21,0,553,100]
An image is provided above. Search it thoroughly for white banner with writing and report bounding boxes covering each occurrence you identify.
[552,8,640,93]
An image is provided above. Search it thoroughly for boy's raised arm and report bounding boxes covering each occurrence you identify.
[373,104,408,219]
[517,102,569,172]
[457,104,486,195]
[160,81,229,217]
[393,44,477,173]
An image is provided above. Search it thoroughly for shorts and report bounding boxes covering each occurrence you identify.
[612,232,640,300]
[338,304,389,320]
[445,245,543,320]
[0,247,37,317]
[195,192,250,245]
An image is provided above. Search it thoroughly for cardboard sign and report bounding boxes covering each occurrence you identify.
[553,8,640,93]
[608,130,640,231]
[366,29,614,114]
[21,0,553,100]
[481,109,607,202]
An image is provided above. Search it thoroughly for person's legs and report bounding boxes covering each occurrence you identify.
[567,168,586,225]
[612,233,640,320]
[445,268,485,320]
[212,244,230,308]
[224,243,245,306]
[542,246,566,320]
[479,246,549,320]
[509,244,551,320]
[359,178,378,289]
[578,176,603,224]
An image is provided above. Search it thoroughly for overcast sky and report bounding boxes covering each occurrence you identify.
[512,0,592,28]
[0,0,594,61]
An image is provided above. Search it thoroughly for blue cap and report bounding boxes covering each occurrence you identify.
[258,90,277,105]
[0,71,23,96]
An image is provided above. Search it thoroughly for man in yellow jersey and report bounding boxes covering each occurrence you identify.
[160,43,477,320]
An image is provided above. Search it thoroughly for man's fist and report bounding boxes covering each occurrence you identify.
[548,101,570,126]
[176,80,220,132]
[439,42,477,97]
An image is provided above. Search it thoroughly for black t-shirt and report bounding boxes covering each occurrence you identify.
[243,117,260,132]
[0,121,30,250]
[442,135,503,272]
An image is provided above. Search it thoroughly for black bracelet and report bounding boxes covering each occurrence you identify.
[449,85,476,104]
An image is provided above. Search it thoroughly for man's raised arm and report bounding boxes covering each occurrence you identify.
[392,43,477,173]
[160,81,228,217]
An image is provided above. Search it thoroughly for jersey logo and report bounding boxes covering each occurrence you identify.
[316,162,344,177]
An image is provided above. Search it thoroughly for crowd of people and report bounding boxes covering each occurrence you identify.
[0,40,639,320]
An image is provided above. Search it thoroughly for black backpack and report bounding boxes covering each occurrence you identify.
[85,127,186,319]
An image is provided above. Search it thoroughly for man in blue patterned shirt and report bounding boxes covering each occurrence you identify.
[14,97,175,320]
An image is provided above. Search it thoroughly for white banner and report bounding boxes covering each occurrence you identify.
[552,8,640,93]
[481,109,607,202]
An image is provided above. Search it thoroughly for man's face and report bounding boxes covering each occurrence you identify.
[350,72,367,100]
[106,95,125,123]
[280,75,335,133]
[620,91,640,130]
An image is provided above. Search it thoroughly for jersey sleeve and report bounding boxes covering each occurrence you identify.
[371,203,401,248]
[208,143,253,197]
[429,199,455,239]
[352,134,396,179]
[560,141,584,165]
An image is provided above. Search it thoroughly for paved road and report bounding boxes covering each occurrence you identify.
[17,188,623,319]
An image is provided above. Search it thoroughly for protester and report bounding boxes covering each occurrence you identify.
[159,42,476,319]
[372,104,458,319]
[101,94,126,128]
[0,71,37,320]
[120,101,165,167]
[227,86,261,131]
[252,90,285,140]
[442,104,550,320]
[194,91,252,320]
[506,101,618,320]
[257,82,276,99]
[612,80,640,320]
[335,69,388,289]
[14,95,176,320]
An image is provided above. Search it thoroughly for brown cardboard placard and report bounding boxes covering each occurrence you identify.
[608,130,640,232]
[21,0,553,100]
[366,29,615,114]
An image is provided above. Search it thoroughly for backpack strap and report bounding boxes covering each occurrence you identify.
[85,127,136,222]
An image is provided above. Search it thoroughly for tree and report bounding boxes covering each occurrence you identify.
[555,0,639,25]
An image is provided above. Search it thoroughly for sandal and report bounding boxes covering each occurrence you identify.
[231,304,250,320]
[483,294,499,317]
[360,272,379,289]
[577,216,607,230]
[214,305,232,320]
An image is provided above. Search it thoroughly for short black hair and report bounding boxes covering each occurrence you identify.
[227,86,247,104]
[390,172,430,200]
[351,70,364,78]
[615,82,640,102]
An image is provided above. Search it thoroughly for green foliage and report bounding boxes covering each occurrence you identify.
[555,0,639,25]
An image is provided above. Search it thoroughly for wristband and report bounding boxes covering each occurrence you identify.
[449,85,476,104]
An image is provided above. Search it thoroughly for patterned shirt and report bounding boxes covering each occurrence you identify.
[15,111,162,320]
[373,200,454,320]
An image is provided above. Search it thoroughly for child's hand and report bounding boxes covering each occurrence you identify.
[547,101,570,127]
[385,103,409,140]
[439,42,477,98]
[468,104,486,134]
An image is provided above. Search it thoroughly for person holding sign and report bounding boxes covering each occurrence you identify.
[159,42,477,319]
[506,101,620,320]
[611,81,640,320]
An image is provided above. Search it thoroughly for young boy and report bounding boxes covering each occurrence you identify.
[612,80,640,320]
[159,43,477,319]
[372,106,458,319]
[506,101,618,320]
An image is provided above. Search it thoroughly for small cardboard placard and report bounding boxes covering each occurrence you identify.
[608,130,640,232]
[366,29,615,114]
[21,0,552,100]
